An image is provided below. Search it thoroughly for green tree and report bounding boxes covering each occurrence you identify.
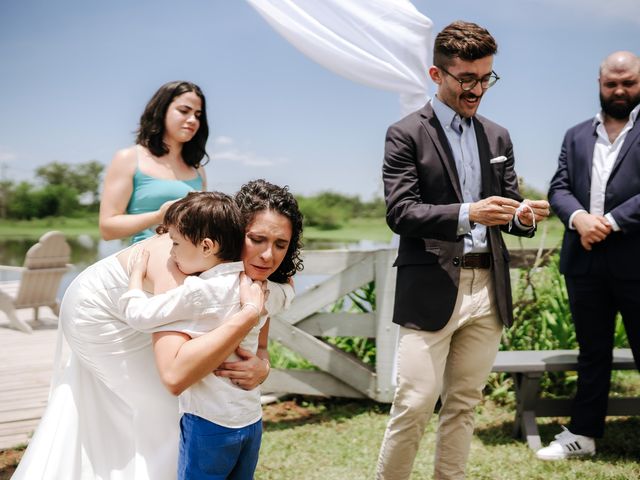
[36,160,105,207]
[73,160,104,207]
[0,179,13,218]
[35,162,72,186]
[518,176,546,200]
[297,191,387,229]
[33,184,81,217]
[7,182,37,219]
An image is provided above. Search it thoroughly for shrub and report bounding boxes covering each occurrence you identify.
[323,281,377,366]
[486,253,629,403]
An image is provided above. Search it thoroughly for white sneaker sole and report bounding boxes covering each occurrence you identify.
[536,451,595,461]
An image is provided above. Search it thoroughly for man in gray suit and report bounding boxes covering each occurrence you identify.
[376,21,550,479]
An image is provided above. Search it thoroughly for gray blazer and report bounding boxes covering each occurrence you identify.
[383,102,534,331]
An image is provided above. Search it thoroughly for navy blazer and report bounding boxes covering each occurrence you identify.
[548,117,640,278]
[383,102,534,331]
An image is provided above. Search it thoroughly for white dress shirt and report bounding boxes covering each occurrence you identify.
[432,96,488,253]
[119,261,295,428]
[569,104,640,231]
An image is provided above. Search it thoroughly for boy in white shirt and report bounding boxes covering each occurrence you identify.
[119,191,294,480]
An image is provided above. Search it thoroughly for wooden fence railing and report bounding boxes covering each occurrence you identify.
[263,247,555,403]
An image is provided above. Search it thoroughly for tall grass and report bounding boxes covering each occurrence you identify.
[487,252,629,402]
[268,281,377,368]
[323,281,377,366]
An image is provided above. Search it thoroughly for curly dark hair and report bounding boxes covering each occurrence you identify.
[136,80,209,168]
[235,179,304,283]
[434,20,497,68]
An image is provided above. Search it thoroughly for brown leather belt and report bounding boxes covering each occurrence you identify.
[460,252,492,269]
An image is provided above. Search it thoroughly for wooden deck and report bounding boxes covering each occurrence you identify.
[0,308,66,450]
[0,308,282,452]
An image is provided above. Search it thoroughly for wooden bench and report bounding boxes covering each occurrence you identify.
[492,348,638,450]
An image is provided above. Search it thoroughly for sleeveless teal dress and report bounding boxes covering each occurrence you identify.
[126,167,202,244]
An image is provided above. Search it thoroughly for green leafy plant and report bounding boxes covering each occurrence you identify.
[323,281,377,366]
[486,252,629,403]
[268,281,378,369]
[268,339,317,370]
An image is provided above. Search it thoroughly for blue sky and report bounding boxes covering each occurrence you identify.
[1,0,638,200]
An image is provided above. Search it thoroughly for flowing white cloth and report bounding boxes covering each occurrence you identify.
[12,253,181,480]
[246,0,433,115]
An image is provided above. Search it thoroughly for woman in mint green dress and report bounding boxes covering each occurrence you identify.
[99,81,208,243]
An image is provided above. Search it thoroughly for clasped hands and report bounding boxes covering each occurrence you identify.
[572,212,612,251]
[469,196,550,227]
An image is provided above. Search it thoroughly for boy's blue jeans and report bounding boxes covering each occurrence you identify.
[178,413,262,480]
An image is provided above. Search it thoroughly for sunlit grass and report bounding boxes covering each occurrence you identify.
[257,395,640,480]
[0,217,99,239]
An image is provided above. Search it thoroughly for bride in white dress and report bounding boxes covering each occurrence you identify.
[12,180,304,480]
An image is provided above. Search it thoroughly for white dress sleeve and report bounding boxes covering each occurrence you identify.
[264,281,295,317]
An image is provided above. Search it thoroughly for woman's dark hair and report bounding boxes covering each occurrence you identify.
[136,81,209,168]
[235,179,304,283]
[157,191,244,262]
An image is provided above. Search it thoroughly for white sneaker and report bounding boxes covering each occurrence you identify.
[536,426,596,460]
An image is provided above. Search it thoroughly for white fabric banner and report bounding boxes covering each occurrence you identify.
[246,0,433,116]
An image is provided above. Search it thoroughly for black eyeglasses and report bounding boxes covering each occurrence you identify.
[437,65,500,91]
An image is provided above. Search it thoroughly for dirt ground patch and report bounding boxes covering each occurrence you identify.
[263,399,318,424]
[0,447,22,480]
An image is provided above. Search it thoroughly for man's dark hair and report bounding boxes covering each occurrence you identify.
[157,191,244,262]
[136,80,209,168]
[235,179,304,283]
[433,20,498,68]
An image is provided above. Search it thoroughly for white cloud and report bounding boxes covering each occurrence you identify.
[0,147,17,162]
[213,136,234,146]
[210,136,289,167]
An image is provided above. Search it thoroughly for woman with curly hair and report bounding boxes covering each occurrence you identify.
[13,179,303,479]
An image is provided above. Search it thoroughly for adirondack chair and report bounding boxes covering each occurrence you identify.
[0,231,72,333]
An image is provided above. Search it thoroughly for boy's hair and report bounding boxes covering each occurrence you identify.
[433,20,497,68]
[136,80,209,168]
[234,179,304,283]
[157,191,244,262]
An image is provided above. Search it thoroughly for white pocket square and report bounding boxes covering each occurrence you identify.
[490,156,507,164]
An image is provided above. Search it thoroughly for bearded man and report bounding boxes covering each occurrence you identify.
[538,51,640,461]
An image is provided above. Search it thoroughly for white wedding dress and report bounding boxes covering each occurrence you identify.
[12,253,180,480]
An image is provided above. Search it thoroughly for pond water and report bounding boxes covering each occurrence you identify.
[0,236,392,298]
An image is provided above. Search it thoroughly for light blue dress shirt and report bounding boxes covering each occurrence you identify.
[431,96,488,254]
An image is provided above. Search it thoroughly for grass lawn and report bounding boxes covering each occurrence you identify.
[503,216,564,251]
[304,216,565,249]
[304,217,393,244]
[0,217,100,239]
[257,396,640,480]
[1,371,637,479]
[0,215,564,251]
[4,394,638,479]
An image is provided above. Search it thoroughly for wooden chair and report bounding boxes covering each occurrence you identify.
[0,231,72,333]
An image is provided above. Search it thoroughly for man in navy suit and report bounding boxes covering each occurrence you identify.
[376,21,550,479]
[538,51,640,460]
